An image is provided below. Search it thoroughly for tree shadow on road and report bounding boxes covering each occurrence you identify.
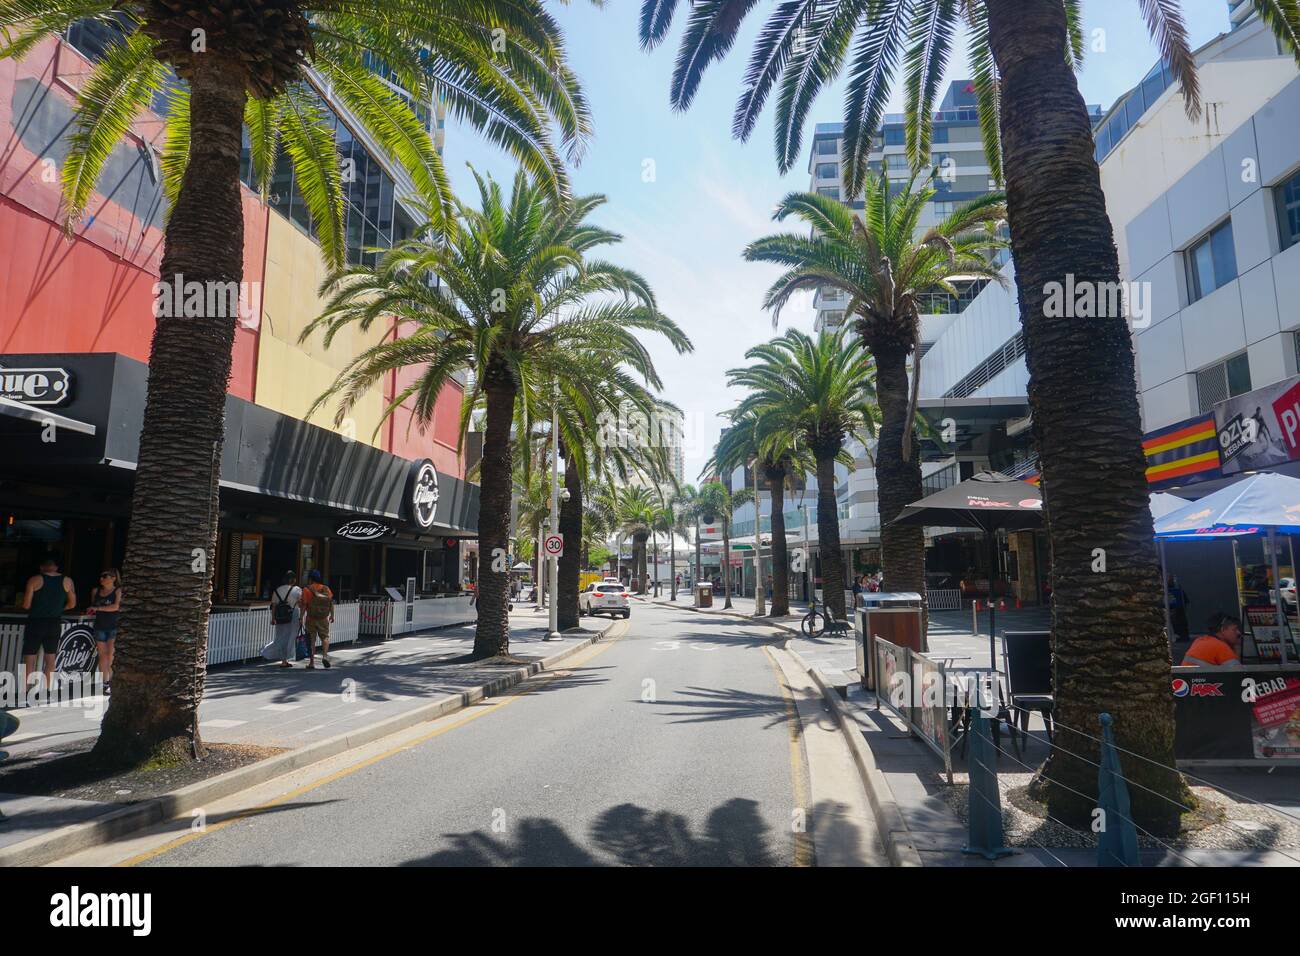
[400,796,780,866]
[648,686,799,734]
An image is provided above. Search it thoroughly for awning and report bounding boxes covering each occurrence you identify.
[0,395,96,436]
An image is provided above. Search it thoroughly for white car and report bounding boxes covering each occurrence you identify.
[1271,577,1297,609]
[580,582,631,619]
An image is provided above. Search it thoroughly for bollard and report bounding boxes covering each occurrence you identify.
[962,713,1015,860]
[1097,713,1140,867]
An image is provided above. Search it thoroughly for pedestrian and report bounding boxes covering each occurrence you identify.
[21,554,74,691]
[262,571,302,669]
[1166,573,1190,642]
[299,569,335,669]
[88,569,122,692]
[1181,612,1242,667]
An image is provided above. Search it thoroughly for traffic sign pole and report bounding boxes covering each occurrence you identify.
[547,387,561,641]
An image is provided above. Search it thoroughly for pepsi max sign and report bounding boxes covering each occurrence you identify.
[1172,677,1223,698]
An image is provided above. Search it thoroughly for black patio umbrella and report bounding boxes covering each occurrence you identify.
[890,471,1045,667]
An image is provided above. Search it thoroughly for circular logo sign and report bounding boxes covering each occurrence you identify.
[408,460,439,529]
[55,623,97,675]
[337,519,394,541]
[1171,678,1190,698]
[543,533,564,557]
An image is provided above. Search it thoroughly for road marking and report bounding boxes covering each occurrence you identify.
[116,631,625,867]
[200,719,247,729]
[762,646,814,868]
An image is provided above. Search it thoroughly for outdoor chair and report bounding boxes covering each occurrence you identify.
[1002,631,1055,745]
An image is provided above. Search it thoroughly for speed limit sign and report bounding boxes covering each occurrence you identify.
[543,533,564,558]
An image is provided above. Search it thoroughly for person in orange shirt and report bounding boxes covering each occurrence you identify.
[1181,612,1242,667]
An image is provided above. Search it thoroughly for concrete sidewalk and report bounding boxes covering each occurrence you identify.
[0,607,615,858]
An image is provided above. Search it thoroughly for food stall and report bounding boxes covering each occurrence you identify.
[1157,473,1300,766]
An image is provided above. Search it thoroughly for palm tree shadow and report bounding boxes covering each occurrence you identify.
[400,797,778,867]
[649,686,799,734]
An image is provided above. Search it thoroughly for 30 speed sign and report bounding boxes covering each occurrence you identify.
[543,533,564,558]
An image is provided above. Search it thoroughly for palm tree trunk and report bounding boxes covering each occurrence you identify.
[633,534,647,593]
[815,452,847,621]
[556,457,582,630]
[93,61,247,767]
[472,372,516,658]
[694,518,702,587]
[766,468,790,616]
[669,530,676,600]
[722,519,733,609]
[986,0,1190,833]
[873,345,926,599]
[652,532,659,594]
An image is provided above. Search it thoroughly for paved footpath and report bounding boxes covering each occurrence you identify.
[0,607,609,853]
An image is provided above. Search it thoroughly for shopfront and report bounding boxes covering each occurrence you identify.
[0,353,479,611]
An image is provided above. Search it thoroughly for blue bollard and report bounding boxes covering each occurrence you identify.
[1097,712,1140,867]
[963,713,1015,860]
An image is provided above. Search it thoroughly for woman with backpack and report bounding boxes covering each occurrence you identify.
[262,571,302,668]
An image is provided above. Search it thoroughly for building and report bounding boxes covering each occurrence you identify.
[0,31,478,612]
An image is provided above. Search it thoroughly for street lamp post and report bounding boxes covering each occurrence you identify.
[547,385,561,641]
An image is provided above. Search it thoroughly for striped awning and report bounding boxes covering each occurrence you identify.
[1143,413,1222,489]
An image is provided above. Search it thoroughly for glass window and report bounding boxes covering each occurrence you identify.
[883,127,905,146]
[816,163,838,179]
[817,186,839,199]
[816,138,837,155]
[377,174,395,235]
[1277,168,1300,250]
[1186,220,1237,301]
[933,126,949,144]
[1226,352,1252,397]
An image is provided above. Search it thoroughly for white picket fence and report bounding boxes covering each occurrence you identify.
[0,595,475,705]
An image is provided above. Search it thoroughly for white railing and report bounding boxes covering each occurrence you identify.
[926,588,963,610]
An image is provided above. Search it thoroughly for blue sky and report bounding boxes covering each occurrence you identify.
[444,1,1236,481]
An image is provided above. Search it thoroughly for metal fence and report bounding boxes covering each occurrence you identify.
[925,588,963,610]
[874,637,956,784]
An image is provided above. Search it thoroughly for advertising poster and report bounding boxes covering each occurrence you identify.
[1249,675,1300,759]
[1215,375,1300,475]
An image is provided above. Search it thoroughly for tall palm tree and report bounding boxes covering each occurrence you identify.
[637,0,1300,831]
[611,485,658,594]
[674,483,702,589]
[2,1,592,764]
[746,176,1005,608]
[728,328,876,622]
[708,409,812,617]
[307,172,688,658]
[695,480,751,610]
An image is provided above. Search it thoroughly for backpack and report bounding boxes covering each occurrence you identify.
[304,583,334,620]
[273,586,296,625]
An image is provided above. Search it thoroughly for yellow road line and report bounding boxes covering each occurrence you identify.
[119,636,621,866]
[763,646,814,867]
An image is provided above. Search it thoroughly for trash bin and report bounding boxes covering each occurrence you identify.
[694,582,713,608]
[855,592,924,691]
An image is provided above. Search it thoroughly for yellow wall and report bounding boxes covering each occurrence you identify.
[255,214,390,447]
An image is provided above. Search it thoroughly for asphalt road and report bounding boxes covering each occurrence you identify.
[136,602,811,866]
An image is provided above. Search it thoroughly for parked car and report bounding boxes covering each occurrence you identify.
[1270,577,1297,610]
[580,582,631,619]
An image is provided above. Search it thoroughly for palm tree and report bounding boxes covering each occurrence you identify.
[3,2,592,764]
[611,485,658,594]
[708,409,812,617]
[673,483,702,589]
[728,328,876,622]
[746,176,1005,607]
[307,172,688,658]
[695,480,751,610]
[638,0,1300,832]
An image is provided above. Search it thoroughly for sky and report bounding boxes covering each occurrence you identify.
[443,1,1237,481]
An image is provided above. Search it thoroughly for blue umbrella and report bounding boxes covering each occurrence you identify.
[1155,473,1300,663]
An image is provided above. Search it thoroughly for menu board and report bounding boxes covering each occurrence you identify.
[1242,605,1298,662]
[1249,675,1300,759]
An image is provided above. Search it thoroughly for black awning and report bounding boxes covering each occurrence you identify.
[0,395,96,436]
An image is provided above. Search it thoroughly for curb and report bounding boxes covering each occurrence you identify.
[786,644,924,868]
[0,619,627,868]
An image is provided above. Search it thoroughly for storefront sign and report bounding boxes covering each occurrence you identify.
[1214,375,1300,475]
[1173,667,1300,763]
[408,460,439,528]
[336,519,394,541]
[0,366,72,406]
[55,624,97,674]
[1249,675,1300,759]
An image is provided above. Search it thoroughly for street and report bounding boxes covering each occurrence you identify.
[71,603,869,867]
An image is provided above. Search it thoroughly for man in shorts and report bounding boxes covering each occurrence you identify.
[299,569,335,670]
[22,555,76,690]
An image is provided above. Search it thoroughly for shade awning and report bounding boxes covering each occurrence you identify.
[891,471,1044,532]
[1155,472,1300,537]
[0,395,96,436]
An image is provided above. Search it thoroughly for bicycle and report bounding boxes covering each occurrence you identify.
[800,594,851,638]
